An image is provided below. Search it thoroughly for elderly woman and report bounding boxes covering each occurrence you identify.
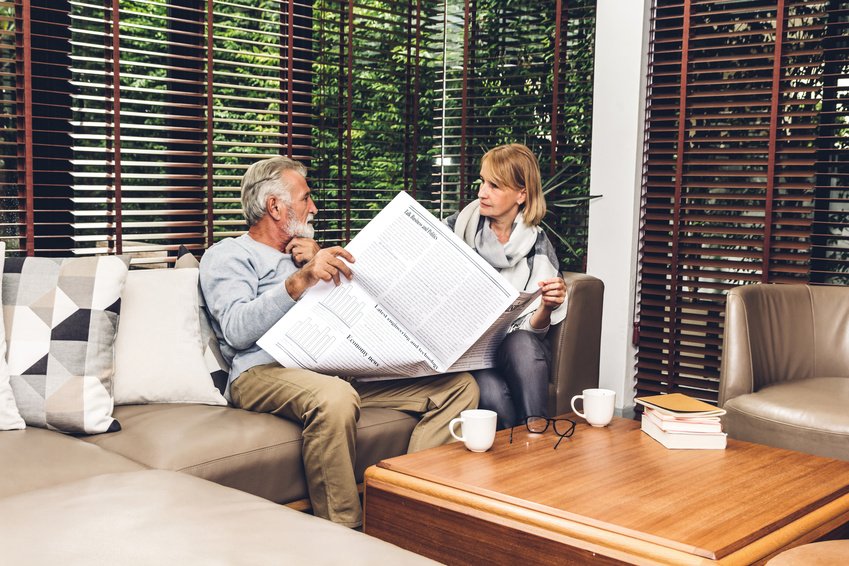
[445,144,568,429]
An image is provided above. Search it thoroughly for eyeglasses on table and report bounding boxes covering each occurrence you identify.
[509,416,576,449]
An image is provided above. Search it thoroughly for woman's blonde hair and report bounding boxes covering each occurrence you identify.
[480,144,546,226]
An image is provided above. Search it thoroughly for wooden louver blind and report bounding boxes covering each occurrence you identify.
[2,1,20,252]
[309,0,435,246]
[6,0,596,268]
[69,1,210,258]
[635,0,849,403]
[206,0,315,246]
[311,0,597,269]
[429,0,597,272]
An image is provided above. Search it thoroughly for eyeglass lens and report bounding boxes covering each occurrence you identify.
[553,419,575,437]
[526,416,549,433]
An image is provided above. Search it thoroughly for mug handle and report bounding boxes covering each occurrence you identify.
[449,417,465,442]
[571,395,586,419]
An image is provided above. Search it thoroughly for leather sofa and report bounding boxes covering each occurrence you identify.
[77,270,602,507]
[0,270,603,562]
[0,431,437,565]
[719,283,849,461]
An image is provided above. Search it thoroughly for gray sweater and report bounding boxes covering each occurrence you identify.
[199,234,298,398]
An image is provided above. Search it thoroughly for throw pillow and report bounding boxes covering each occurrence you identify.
[0,243,25,431]
[175,246,230,395]
[112,267,227,406]
[3,255,129,434]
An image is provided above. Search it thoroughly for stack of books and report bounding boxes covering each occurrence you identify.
[635,393,727,450]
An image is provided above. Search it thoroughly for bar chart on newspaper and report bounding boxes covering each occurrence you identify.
[257,191,541,379]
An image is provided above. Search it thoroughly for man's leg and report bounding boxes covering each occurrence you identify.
[231,364,362,527]
[354,372,478,453]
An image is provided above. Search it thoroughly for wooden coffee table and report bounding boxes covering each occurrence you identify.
[363,416,849,565]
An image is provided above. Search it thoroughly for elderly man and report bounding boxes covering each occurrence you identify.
[199,156,479,527]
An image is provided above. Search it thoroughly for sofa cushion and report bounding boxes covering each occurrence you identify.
[0,427,143,499]
[80,403,417,503]
[113,268,226,406]
[723,377,849,460]
[0,242,25,430]
[0,469,438,566]
[3,255,129,434]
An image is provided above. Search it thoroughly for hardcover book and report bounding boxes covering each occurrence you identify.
[641,415,727,450]
[643,408,723,434]
[635,393,726,418]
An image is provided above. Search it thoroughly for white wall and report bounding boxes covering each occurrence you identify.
[585,0,652,415]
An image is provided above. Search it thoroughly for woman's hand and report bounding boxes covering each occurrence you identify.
[538,277,567,311]
[285,237,321,267]
[528,277,567,329]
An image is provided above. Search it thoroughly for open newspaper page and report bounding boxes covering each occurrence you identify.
[257,191,526,379]
[355,288,542,381]
[443,289,541,374]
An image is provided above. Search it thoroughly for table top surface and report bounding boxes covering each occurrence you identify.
[376,416,849,560]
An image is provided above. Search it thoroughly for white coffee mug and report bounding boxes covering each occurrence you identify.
[571,388,616,427]
[448,409,497,452]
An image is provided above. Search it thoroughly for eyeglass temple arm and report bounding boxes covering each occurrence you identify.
[553,434,566,449]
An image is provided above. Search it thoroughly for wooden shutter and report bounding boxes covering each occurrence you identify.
[207,0,315,245]
[308,0,434,245]
[813,0,849,282]
[635,0,849,403]
[430,0,596,272]
[7,0,597,263]
[68,1,209,260]
[3,1,22,255]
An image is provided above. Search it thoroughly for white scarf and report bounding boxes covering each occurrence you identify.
[453,200,567,326]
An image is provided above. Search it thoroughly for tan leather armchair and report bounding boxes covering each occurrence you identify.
[547,272,604,416]
[719,284,849,460]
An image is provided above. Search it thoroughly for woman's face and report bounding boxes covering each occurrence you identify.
[477,162,526,224]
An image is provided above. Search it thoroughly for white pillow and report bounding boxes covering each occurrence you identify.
[0,242,25,430]
[113,268,226,406]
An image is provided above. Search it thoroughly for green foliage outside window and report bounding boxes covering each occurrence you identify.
[309,0,597,272]
[0,0,596,269]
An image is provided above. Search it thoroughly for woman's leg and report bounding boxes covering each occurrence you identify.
[473,368,517,429]
[497,330,551,422]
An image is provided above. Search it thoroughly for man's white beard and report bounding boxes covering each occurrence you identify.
[288,212,315,239]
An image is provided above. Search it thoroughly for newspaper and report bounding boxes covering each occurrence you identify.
[257,191,540,380]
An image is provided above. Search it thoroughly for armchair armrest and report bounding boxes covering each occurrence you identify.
[718,290,756,405]
[547,272,604,416]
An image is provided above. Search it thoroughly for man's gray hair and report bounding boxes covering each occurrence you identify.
[240,156,308,227]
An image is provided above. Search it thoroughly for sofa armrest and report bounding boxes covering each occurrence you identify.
[547,272,604,416]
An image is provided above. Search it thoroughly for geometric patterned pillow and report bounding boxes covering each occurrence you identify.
[2,255,130,434]
[175,246,229,395]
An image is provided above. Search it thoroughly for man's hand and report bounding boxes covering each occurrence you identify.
[285,246,355,301]
[285,237,320,267]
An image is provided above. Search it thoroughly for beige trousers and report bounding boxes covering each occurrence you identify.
[231,364,478,527]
